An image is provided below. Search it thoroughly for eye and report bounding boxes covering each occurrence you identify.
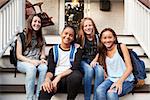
[89,24,92,27]
[84,25,87,27]
[108,36,112,39]
[69,33,73,37]
[64,32,68,35]
[38,20,41,23]
[34,20,37,23]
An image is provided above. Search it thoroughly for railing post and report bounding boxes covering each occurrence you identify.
[16,0,25,32]
[0,0,25,57]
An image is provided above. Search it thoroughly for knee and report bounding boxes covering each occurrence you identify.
[95,65,104,75]
[96,86,104,95]
[26,66,37,76]
[39,64,48,72]
[107,91,118,99]
[85,68,94,78]
[67,71,83,84]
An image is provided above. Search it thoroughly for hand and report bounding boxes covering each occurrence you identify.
[104,71,108,79]
[51,75,61,92]
[42,78,53,93]
[90,61,99,67]
[109,80,123,95]
[40,59,47,64]
[30,59,40,66]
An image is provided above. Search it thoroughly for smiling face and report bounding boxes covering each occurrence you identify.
[61,27,75,45]
[100,30,116,49]
[83,19,94,35]
[31,16,41,31]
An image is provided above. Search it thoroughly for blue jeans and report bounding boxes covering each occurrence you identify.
[80,61,104,100]
[17,61,47,100]
[96,79,134,100]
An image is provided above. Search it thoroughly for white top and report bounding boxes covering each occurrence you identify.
[54,47,72,76]
[106,48,134,82]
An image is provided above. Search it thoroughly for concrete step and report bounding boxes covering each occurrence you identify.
[0,84,150,100]
[1,51,150,69]
[3,34,140,56]
[0,84,150,93]
[44,35,139,45]
[127,45,145,55]
[117,35,138,45]
[0,68,150,85]
[1,93,150,100]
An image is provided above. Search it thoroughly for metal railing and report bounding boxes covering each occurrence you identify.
[0,0,25,57]
[124,0,150,58]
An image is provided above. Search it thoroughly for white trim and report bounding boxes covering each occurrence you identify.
[59,0,65,34]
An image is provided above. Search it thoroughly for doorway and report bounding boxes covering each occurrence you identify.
[65,0,84,30]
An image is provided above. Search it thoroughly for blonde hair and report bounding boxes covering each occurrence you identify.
[77,17,99,47]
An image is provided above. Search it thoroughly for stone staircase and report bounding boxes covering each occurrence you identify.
[0,35,150,100]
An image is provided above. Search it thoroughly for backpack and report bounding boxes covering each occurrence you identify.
[10,32,25,77]
[117,43,147,87]
[53,44,76,65]
[83,34,99,46]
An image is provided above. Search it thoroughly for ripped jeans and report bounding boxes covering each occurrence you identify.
[96,79,134,100]
[80,60,104,100]
[17,61,47,100]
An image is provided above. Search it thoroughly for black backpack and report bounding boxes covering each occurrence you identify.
[117,43,147,87]
[10,32,25,77]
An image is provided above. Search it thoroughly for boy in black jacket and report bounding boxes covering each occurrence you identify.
[38,26,83,100]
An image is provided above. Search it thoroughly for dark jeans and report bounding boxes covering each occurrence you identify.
[38,70,83,100]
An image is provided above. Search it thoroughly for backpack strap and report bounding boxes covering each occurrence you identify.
[117,43,125,61]
[95,34,99,46]
[53,44,76,65]
[70,44,76,65]
[53,44,59,64]
[18,32,25,52]
[14,32,25,77]
[83,34,99,47]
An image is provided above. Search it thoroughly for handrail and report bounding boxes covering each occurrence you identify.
[137,0,150,11]
[0,0,25,57]
[0,0,10,9]
[138,0,150,9]
[124,0,150,58]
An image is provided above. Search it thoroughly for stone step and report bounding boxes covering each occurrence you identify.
[0,84,150,100]
[0,68,150,85]
[1,51,150,69]
[3,34,140,56]
[44,35,139,45]
[3,43,147,58]
[1,93,150,100]
[117,35,138,45]
[0,84,150,94]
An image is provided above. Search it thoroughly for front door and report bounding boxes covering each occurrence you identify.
[65,0,84,31]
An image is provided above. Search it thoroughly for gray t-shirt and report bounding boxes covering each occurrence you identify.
[18,33,45,60]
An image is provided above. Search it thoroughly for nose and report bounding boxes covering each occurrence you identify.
[66,34,70,38]
[106,38,110,42]
[87,25,90,29]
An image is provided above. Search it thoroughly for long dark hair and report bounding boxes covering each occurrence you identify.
[100,28,118,44]
[99,28,118,73]
[25,14,44,48]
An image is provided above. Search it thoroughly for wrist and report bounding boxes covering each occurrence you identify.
[45,77,51,82]
[40,56,46,60]
[57,75,62,79]
[118,79,124,83]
